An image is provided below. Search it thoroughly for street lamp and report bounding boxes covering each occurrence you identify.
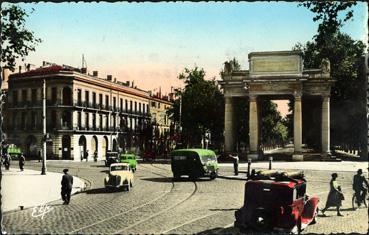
[41,78,47,175]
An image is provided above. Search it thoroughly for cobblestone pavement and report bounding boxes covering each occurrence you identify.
[2,161,368,234]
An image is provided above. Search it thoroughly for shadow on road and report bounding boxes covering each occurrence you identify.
[90,165,107,168]
[140,177,174,183]
[84,187,118,194]
[209,208,238,212]
[100,169,109,173]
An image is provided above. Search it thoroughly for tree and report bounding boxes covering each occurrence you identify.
[297,2,366,157]
[167,67,224,149]
[1,5,42,71]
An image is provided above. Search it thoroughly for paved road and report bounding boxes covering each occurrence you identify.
[2,161,368,234]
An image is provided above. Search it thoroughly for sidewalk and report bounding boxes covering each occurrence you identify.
[1,168,86,212]
[218,161,369,180]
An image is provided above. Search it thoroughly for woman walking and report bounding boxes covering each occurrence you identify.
[321,173,344,216]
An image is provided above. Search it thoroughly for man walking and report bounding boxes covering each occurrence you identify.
[61,169,73,205]
[353,169,369,207]
[19,153,25,171]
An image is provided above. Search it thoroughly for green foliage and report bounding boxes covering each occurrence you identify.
[1,5,42,71]
[167,67,224,148]
[260,100,288,146]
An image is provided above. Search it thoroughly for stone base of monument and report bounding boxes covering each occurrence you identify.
[248,154,259,161]
[292,154,304,161]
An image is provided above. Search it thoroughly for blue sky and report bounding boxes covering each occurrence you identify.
[9,2,368,95]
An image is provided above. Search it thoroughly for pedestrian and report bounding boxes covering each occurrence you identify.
[94,151,98,162]
[61,168,73,205]
[321,173,344,216]
[229,153,239,176]
[85,150,89,162]
[4,153,10,170]
[353,169,369,207]
[19,153,25,171]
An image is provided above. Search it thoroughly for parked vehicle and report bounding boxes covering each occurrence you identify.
[119,153,137,172]
[104,163,134,191]
[170,149,219,180]
[7,145,22,160]
[105,151,119,167]
[235,170,319,234]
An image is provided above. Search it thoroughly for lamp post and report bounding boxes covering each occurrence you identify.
[41,78,47,175]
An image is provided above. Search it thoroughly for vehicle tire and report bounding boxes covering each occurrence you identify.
[132,168,136,173]
[210,172,217,180]
[250,209,271,231]
[173,174,180,180]
[310,207,318,224]
[125,184,130,191]
[130,180,133,188]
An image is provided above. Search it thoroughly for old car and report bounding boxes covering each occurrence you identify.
[234,170,319,234]
[119,153,137,172]
[171,149,219,180]
[104,163,134,191]
[105,151,119,167]
[7,145,22,160]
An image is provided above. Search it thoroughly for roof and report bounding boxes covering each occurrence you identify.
[110,163,129,167]
[171,148,216,156]
[10,65,72,77]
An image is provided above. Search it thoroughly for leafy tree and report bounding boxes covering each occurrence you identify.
[167,67,224,149]
[1,5,42,71]
[296,2,366,157]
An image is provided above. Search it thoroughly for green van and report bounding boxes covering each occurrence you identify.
[119,153,137,172]
[171,149,219,180]
[7,145,22,160]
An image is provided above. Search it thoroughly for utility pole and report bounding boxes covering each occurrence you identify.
[41,78,47,175]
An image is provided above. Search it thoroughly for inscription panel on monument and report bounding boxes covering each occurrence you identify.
[250,54,302,76]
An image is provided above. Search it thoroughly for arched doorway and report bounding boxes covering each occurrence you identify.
[91,135,98,155]
[62,86,72,106]
[25,135,37,158]
[102,136,108,159]
[78,135,87,161]
[62,135,71,159]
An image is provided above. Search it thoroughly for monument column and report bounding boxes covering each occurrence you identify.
[224,96,234,153]
[321,95,331,156]
[293,93,303,160]
[249,95,259,160]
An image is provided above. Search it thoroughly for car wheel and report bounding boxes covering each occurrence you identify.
[125,184,130,191]
[250,209,271,231]
[210,172,217,180]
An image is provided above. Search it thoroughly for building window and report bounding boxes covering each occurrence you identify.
[99,94,103,108]
[92,113,96,129]
[51,110,56,129]
[85,90,89,106]
[77,89,82,106]
[51,87,57,104]
[13,112,18,129]
[130,100,132,112]
[21,112,26,129]
[22,89,28,103]
[105,95,109,109]
[31,111,36,128]
[99,114,103,129]
[143,104,145,114]
[105,114,109,130]
[120,98,123,111]
[13,90,18,106]
[158,102,161,108]
[78,112,81,129]
[31,89,37,104]
[139,103,141,113]
[146,104,149,114]
[113,97,116,110]
[125,100,128,112]
[92,92,96,108]
[85,112,89,130]
[151,101,156,108]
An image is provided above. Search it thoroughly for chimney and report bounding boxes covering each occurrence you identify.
[107,75,112,81]
[93,71,98,77]
[81,68,87,74]
[114,77,117,83]
[26,64,31,71]
[126,81,130,87]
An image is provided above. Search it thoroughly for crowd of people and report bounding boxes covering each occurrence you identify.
[1,152,26,171]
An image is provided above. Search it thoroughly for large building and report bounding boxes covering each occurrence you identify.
[149,92,174,156]
[5,63,152,161]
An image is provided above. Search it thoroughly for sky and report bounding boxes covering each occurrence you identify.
[7,2,369,115]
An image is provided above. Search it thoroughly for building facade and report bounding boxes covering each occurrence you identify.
[5,65,151,161]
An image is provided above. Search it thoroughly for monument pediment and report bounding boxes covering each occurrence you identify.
[249,51,303,77]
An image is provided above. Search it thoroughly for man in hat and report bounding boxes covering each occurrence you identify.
[61,169,73,205]
[19,152,25,171]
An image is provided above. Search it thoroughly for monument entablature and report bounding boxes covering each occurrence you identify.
[219,50,335,160]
